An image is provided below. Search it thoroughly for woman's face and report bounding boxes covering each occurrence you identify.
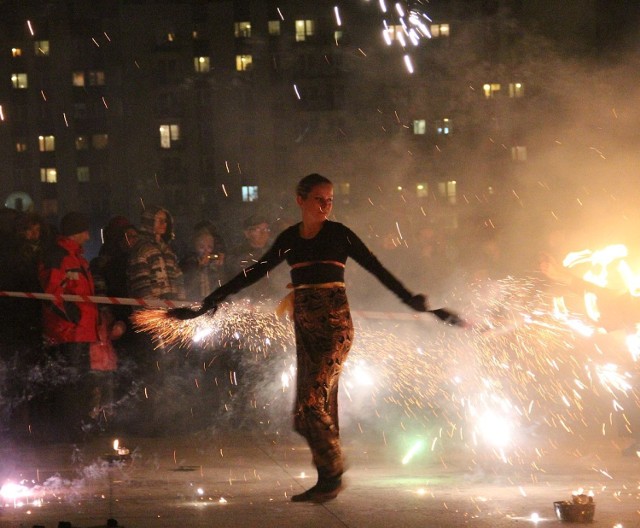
[298,183,333,223]
[154,211,168,237]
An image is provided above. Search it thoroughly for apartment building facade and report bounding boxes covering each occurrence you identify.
[0,0,635,239]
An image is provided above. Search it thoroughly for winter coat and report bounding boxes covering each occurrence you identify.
[127,205,184,300]
[40,235,98,344]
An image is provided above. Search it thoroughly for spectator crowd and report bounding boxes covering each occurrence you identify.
[0,205,301,443]
[0,203,525,444]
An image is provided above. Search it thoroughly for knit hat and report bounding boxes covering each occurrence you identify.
[60,212,89,236]
[103,215,133,242]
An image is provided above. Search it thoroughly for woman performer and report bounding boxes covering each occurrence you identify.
[198,173,429,502]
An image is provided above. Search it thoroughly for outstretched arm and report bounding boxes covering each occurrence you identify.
[344,226,466,326]
[343,226,428,312]
[168,236,287,320]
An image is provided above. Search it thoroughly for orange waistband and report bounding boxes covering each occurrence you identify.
[292,281,345,290]
[276,282,346,318]
[290,260,345,270]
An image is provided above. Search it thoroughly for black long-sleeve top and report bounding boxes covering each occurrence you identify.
[209,221,414,304]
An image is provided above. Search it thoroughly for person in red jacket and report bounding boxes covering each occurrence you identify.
[39,211,98,442]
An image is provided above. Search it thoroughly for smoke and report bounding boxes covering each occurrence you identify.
[2,5,640,481]
[275,6,640,297]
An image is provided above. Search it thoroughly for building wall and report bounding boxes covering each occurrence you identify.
[0,0,636,246]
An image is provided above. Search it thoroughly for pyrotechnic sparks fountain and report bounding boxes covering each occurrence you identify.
[128,236,640,496]
[130,268,634,470]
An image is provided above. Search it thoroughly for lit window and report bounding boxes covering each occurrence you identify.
[268,20,281,36]
[385,24,404,43]
[92,134,108,149]
[509,82,524,98]
[75,135,89,150]
[38,135,55,152]
[194,56,210,73]
[234,21,251,38]
[159,124,181,149]
[34,40,50,56]
[416,183,429,198]
[483,83,501,99]
[40,167,57,183]
[11,48,22,57]
[242,185,259,202]
[88,70,105,86]
[72,71,85,87]
[236,54,253,71]
[413,119,426,135]
[77,166,90,182]
[438,180,457,204]
[11,73,28,89]
[436,118,452,135]
[511,145,527,161]
[15,141,27,152]
[295,19,315,42]
[430,24,450,38]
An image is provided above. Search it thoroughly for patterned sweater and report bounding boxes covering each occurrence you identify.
[127,205,184,300]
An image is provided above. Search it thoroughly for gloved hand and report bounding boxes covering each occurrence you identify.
[202,290,224,312]
[168,290,222,321]
[404,294,429,312]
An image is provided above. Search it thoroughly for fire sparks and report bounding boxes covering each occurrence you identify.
[1,481,33,505]
[334,6,342,26]
[129,253,640,471]
[131,300,291,351]
[401,439,425,464]
[127,277,568,464]
[367,1,435,71]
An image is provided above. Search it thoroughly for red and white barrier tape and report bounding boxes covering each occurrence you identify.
[0,290,193,309]
[0,290,424,321]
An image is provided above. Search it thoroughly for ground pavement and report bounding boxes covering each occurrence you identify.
[0,426,638,528]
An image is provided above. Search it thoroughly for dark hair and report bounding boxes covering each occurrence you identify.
[296,173,332,199]
[15,211,44,234]
[192,219,227,252]
[242,213,269,229]
[193,219,219,236]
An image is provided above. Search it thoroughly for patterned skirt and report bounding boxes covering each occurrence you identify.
[292,285,354,480]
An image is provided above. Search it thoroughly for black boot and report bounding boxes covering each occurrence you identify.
[291,475,343,503]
